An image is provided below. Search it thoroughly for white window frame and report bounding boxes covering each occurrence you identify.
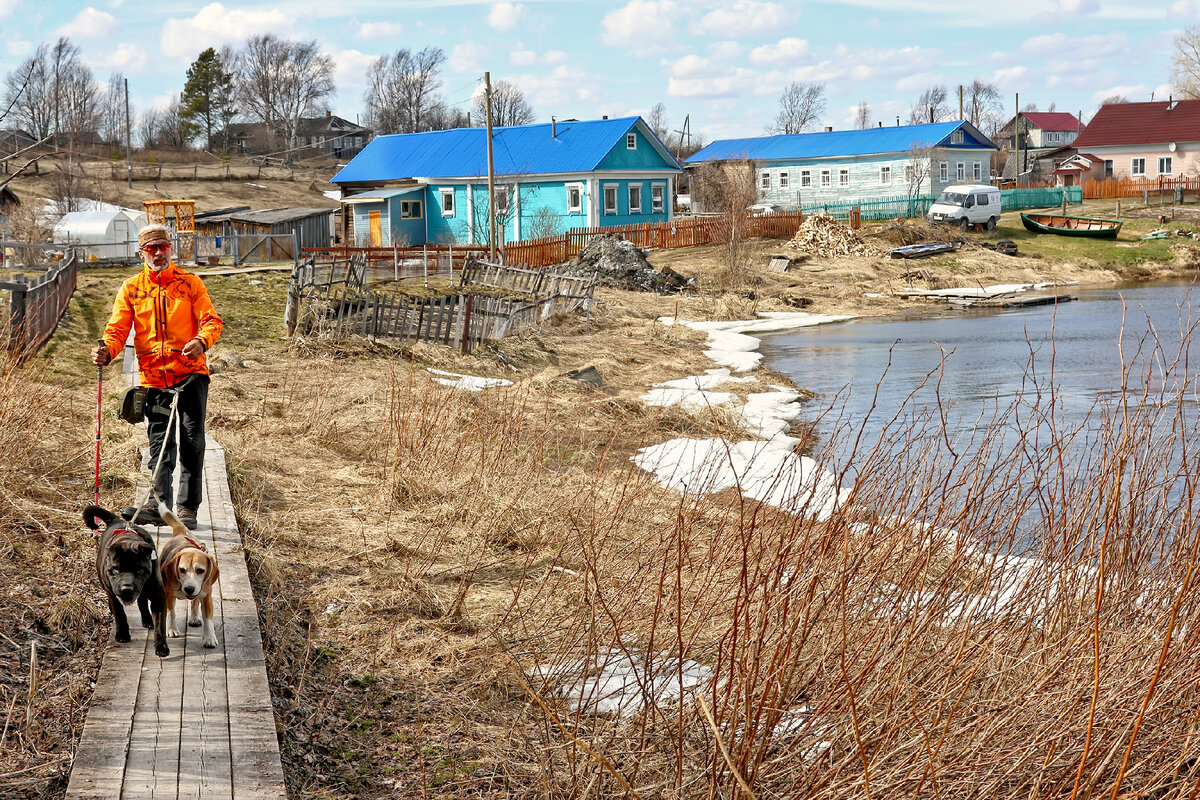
[905,164,915,184]
[650,183,665,213]
[1159,156,1173,175]
[439,188,455,217]
[819,169,831,188]
[628,183,643,214]
[603,183,618,215]
[957,161,966,181]
[760,170,771,190]
[1131,157,1146,177]
[938,161,949,182]
[493,187,509,215]
[626,133,637,150]
[778,170,790,189]
[800,169,811,188]
[973,161,982,180]
[951,130,964,145]
[879,165,891,185]
[838,168,850,187]
[566,183,583,214]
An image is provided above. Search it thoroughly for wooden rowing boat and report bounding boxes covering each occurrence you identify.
[1019,213,1123,239]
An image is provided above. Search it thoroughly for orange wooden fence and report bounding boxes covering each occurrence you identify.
[305,212,806,272]
[1081,176,1200,200]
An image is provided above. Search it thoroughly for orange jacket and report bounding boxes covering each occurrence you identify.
[102,263,224,389]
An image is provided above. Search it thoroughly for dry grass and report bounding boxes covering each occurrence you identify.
[7,232,1200,798]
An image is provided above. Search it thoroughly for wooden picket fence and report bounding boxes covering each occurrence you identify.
[289,256,596,350]
[1081,175,1200,200]
[2,252,79,363]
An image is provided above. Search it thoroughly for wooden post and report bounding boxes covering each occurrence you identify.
[461,293,473,353]
[7,274,27,355]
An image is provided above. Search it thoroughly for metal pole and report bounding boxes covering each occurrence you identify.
[485,72,497,261]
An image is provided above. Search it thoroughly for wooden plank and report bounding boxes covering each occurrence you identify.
[177,494,233,800]
[121,610,182,798]
[205,441,287,800]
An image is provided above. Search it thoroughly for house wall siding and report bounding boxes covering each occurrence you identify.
[754,150,992,208]
[1074,144,1196,180]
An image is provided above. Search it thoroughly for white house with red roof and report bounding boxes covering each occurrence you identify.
[997,111,1084,150]
[1069,99,1200,183]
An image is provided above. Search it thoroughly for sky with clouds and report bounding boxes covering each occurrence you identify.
[1,0,1194,144]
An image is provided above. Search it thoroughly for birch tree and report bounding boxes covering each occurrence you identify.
[908,85,951,125]
[473,79,534,127]
[235,35,335,152]
[1172,25,1200,99]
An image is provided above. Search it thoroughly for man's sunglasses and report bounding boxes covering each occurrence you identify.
[142,242,171,253]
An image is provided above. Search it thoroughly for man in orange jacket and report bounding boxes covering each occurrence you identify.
[91,224,224,530]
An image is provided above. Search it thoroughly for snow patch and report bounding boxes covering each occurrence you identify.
[661,311,853,373]
[426,368,513,391]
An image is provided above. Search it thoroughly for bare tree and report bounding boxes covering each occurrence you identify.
[234,34,335,154]
[908,85,950,125]
[1099,94,1129,107]
[854,100,871,129]
[157,95,189,150]
[98,73,127,146]
[363,47,448,134]
[138,106,162,149]
[1173,26,1200,99]
[905,143,940,198]
[474,79,534,127]
[964,80,1002,136]
[647,102,670,142]
[769,81,826,134]
[3,51,50,137]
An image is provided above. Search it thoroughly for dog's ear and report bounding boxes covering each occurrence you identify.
[83,505,116,531]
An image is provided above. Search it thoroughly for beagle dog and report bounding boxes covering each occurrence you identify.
[159,507,221,648]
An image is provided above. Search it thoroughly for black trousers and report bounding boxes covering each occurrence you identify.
[145,374,209,512]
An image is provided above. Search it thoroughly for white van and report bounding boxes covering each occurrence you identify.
[927,184,1002,230]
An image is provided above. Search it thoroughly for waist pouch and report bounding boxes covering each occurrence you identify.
[117,386,148,424]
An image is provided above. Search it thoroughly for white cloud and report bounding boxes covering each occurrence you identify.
[161,3,294,61]
[488,2,527,32]
[510,44,537,66]
[449,42,490,74]
[328,46,378,118]
[668,64,758,100]
[1021,32,1127,60]
[59,7,120,39]
[748,38,812,67]
[6,40,32,58]
[0,0,18,21]
[1049,0,1099,15]
[709,41,743,61]
[1091,84,1149,104]
[359,21,403,39]
[545,50,568,65]
[601,0,679,56]
[1168,1,1197,16]
[694,1,791,37]
[92,42,150,73]
[514,64,604,113]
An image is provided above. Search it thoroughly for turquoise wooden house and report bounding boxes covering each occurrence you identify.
[330,116,682,247]
[686,121,998,211]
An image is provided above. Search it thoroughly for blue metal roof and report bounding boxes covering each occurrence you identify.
[686,121,996,163]
[332,116,681,184]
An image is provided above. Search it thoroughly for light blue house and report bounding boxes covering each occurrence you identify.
[686,121,998,211]
[330,116,682,247]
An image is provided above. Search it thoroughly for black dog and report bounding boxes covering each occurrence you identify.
[84,505,169,658]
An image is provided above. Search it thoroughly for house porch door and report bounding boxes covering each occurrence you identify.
[368,210,382,246]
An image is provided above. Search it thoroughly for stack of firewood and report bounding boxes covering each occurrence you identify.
[784,214,880,257]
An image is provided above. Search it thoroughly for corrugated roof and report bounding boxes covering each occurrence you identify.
[1019,112,1082,131]
[331,117,681,184]
[227,208,332,225]
[685,121,995,164]
[1072,100,1200,147]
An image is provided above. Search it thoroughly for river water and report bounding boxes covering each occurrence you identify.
[760,279,1200,476]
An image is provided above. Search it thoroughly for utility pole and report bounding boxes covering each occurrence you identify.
[958,85,963,120]
[484,72,496,260]
[124,78,132,189]
[1014,93,1021,188]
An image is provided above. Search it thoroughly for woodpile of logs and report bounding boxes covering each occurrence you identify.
[784,214,881,257]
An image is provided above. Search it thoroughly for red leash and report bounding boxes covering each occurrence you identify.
[94,337,104,506]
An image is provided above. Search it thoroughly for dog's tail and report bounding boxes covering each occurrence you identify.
[159,503,188,538]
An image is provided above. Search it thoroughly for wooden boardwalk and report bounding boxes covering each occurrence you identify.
[65,437,287,799]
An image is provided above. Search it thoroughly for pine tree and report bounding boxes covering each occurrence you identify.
[179,48,235,150]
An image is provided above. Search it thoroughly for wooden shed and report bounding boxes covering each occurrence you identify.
[194,207,334,260]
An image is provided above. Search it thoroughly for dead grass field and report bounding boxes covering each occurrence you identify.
[5,207,1200,798]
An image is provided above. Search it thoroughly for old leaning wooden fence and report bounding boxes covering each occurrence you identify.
[2,253,79,363]
[287,257,596,351]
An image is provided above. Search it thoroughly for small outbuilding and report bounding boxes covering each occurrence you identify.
[53,209,147,261]
[193,207,333,257]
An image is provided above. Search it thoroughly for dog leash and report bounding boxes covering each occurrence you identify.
[94,338,104,506]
